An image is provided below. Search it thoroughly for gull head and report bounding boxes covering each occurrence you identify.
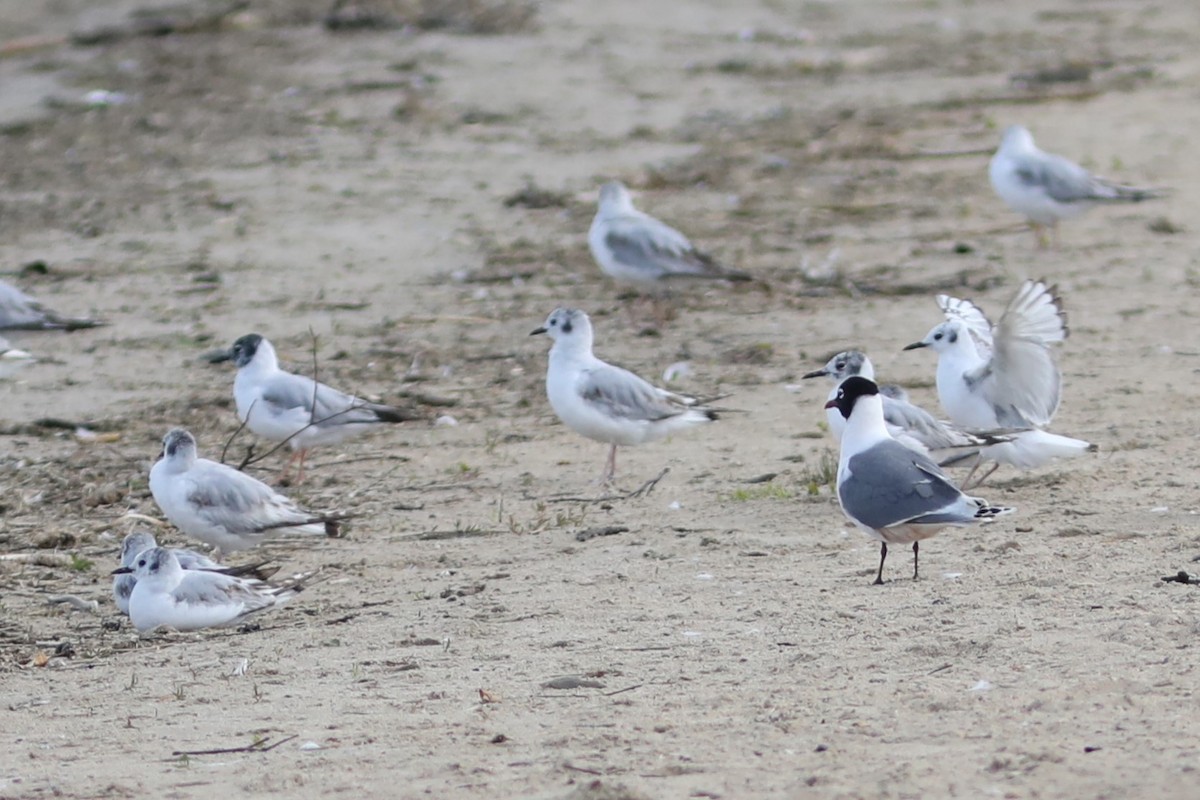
[111,546,181,584]
[904,320,965,355]
[159,428,199,468]
[802,350,874,381]
[824,375,880,421]
[998,125,1035,154]
[230,333,269,369]
[530,307,592,343]
[597,181,636,215]
[120,531,158,567]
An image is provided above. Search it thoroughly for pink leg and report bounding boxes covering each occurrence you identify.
[294,449,309,484]
[602,444,618,483]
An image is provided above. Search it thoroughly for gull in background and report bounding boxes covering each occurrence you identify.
[0,280,103,330]
[111,546,319,633]
[989,125,1162,247]
[588,181,752,288]
[531,307,718,482]
[827,376,1014,585]
[905,280,1095,486]
[113,530,278,616]
[149,428,343,559]
[802,349,1013,457]
[215,334,419,482]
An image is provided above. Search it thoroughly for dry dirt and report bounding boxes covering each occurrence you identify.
[2,0,1200,798]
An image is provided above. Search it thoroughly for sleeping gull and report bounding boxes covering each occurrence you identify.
[0,280,103,330]
[989,125,1162,246]
[111,546,319,633]
[904,280,1095,485]
[214,334,419,482]
[827,376,1014,584]
[588,181,751,288]
[113,530,278,616]
[149,428,343,559]
[531,307,718,482]
[802,349,1013,457]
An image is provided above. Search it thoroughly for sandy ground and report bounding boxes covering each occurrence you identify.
[3,0,1200,797]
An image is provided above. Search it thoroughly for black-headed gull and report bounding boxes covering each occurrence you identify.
[827,376,1014,584]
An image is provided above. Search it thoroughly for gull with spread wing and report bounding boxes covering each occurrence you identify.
[531,307,718,482]
[802,349,1013,457]
[149,428,343,559]
[905,280,1095,485]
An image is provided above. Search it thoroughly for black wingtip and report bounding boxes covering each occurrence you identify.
[704,409,719,421]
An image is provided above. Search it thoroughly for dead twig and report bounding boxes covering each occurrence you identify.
[172,734,298,757]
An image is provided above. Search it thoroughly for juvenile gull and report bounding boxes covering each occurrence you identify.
[531,307,718,481]
[0,280,103,330]
[802,349,1012,456]
[149,428,343,559]
[113,530,278,616]
[111,546,318,633]
[905,280,1095,485]
[217,334,419,482]
[588,181,751,288]
[827,376,1014,584]
[989,125,1162,246]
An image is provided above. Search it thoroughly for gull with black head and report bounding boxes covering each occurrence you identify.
[827,376,1014,585]
[531,307,719,482]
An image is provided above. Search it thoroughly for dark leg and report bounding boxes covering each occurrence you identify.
[874,542,888,585]
[912,541,919,581]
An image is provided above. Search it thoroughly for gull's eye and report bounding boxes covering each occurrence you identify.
[835,361,845,370]
[933,332,943,341]
[137,559,146,567]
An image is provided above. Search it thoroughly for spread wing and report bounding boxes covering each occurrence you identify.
[579,364,696,423]
[937,293,994,356]
[970,280,1065,428]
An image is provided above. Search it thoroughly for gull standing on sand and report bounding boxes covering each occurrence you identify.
[0,280,103,330]
[531,307,718,481]
[802,349,1012,456]
[904,280,1095,486]
[113,530,278,615]
[217,334,418,482]
[112,546,318,633]
[827,376,1014,584]
[588,181,752,287]
[149,428,342,559]
[989,125,1162,246]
